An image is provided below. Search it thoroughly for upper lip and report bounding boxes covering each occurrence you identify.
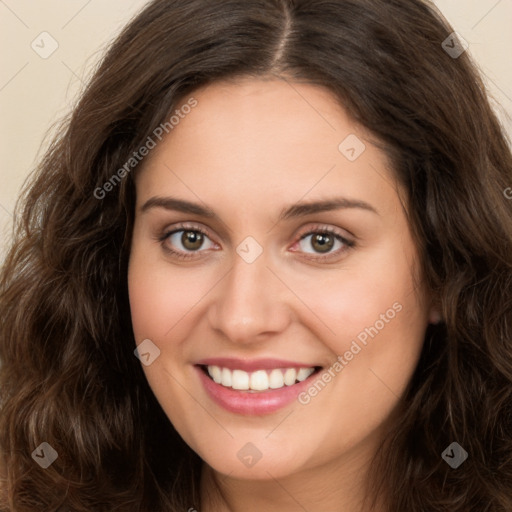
[195,357,322,372]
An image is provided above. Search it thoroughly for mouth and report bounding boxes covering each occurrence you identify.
[198,364,323,392]
[194,359,324,415]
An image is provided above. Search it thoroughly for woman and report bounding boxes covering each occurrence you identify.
[1,0,511,510]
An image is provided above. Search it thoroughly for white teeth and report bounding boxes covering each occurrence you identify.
[283,368,297,386]
[250,370,269,391]
[231,369,249,390]
[208,365,222,384]
[269,369,284,389]
[205,365,316,391]
[297,367,315,382]
[221,367,232,387]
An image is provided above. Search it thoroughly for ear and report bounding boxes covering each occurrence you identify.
[428,306,443,325]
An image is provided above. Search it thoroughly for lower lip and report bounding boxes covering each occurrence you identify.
[196,366,319,415]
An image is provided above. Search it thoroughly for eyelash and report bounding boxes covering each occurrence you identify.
[156,222,355,262]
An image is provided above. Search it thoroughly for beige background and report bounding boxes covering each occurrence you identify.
[1,0,511,261]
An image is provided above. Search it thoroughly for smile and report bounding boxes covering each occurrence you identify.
[205,365,316,391]
[195,358,323,415]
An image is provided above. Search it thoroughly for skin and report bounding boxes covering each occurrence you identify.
[128,77,439,511]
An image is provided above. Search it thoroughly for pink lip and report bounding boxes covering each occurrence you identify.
[195,357,318,372]
[195,365,320,416]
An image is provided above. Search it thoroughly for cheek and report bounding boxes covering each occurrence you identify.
[291,238,428,390]
[127,252,211,341]
[297,244,423,339]
[287,245,427,452]
[127,251,209,438]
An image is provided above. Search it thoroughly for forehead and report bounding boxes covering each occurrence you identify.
[135,78,402,221]
[166,77,352,163]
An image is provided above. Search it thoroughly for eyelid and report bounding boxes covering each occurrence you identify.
[289,223,355,261]
[158,221,355,261]
[162,221,214,239]
[159,221,352,240]
[294,223,354,241]
[157,222,218,260]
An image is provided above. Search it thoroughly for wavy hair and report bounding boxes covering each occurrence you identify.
[1,0,512,510]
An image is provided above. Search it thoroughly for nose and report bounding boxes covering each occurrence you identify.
[206,248,292,344]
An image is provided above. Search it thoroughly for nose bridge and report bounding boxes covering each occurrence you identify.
[208,247,290,342]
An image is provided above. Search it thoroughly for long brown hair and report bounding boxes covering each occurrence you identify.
[1,0,512,510]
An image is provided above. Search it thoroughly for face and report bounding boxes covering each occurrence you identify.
[128,77,434,482]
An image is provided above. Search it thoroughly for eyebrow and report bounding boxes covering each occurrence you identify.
[140,196,379,220]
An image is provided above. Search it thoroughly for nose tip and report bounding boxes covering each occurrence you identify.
[206,255,291,344]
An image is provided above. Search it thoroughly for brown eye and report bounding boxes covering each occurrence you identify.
[181,230,204,251]
[295,228,353,260]
[310,233,335,253]
[163,228,216,256]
